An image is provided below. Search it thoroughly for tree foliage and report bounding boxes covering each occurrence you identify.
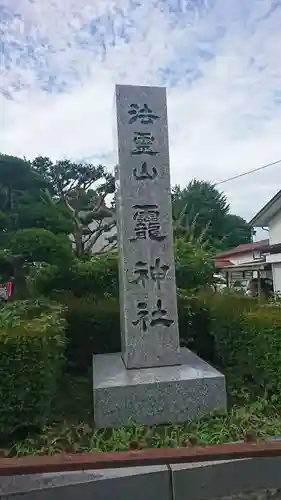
[0,154,73,237]
[9,229,73,265]
[172,180,251,251]
[36,238,214,299]
[0,154,74,297]
[220,214,252,250]
[31,156,116,257]
[174,237,214,291]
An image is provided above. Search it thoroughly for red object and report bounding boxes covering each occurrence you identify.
[6,281,12,297]
[0,282,12,300]
[1,440,281,476]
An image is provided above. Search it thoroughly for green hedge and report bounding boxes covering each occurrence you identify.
[64,294,216,373]
[0,301,66,437]
[212,303,281,396]
[36,241,214,301]
[64,293,259,374]
[4,293,280,438]
[203,293,258,367]
[65,298,121,371]
[177,294,214,362]
[64,293,281,402]
[36,253,119,300]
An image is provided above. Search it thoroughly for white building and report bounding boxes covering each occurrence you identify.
[213,239,270,288]
[249,189,281,294]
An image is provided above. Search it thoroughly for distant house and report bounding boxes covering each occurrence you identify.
[249,189,281,294]
[213,239,271,287]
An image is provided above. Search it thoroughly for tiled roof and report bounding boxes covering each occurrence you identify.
[214,239,269,259]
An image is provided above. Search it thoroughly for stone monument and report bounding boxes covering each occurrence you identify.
[93,84,227,428]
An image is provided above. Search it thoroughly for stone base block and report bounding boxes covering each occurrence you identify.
[93,348,227,428]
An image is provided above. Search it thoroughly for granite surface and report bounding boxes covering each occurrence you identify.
[171,457,281,500]
[3,458,281,499]
[115,84,180,369]
[212,491,281,500]
[0,466,170,499]
[93,347,226,428]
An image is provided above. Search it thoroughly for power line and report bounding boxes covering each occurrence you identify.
[215,159,281,186]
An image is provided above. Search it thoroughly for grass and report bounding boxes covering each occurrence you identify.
[3,372,281,458]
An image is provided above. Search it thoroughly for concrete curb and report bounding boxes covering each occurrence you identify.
[0,465,170,499]
[1,456,281,499]
[171,457,281,500]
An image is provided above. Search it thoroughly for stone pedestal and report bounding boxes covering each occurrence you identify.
[93,84,226,429]
[93,348,226,428]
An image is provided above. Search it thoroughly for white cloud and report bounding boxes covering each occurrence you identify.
[1,0,281,221]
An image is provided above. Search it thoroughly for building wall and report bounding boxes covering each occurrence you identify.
[220,251,272,287]
[223,252,255,287]
[272,262,281,295]
[228,252,256,266]
[266,212,281,293]
[269,212,281,245]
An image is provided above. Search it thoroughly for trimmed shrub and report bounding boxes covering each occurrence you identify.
[212,304,281,396]
[65,298,121,371]
[0,302,66,438]
[36,252,118,300]
[206,293,260,368]
[64,294,215,372]
[178,293,215,362]
[242,308,281,394]
[9,229,74,266]
[36,239,215,301]
[64,292,281,402]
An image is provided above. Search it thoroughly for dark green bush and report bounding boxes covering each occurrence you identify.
[0,297,64,322]
[174,237,214,290]
[212,303,281,396]
[0,303,66,438]
[65,298,121,371]
[242,308,281,394]
[64,291,281,403]
[9,228,74,266]
[36,252,118,300]
[177,293,215,362]
[64,294,215,373]
[36,240,215,301]
[206,293,260,368]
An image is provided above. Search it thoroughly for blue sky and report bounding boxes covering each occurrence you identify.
[1,0,281,221]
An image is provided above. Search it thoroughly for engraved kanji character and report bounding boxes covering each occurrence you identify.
[151,299,174,327]
[130,204,167,242]
[128,104,159,125]
[150,258,169,290]
[131,132,158,156]
[132,301,149,332]
[133,161,157,180]
[129,261,149,288]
